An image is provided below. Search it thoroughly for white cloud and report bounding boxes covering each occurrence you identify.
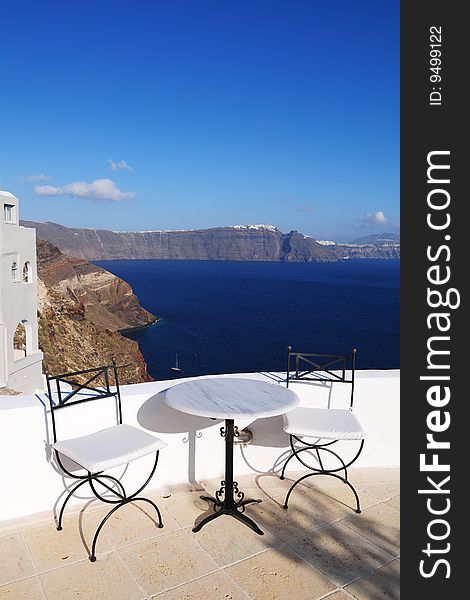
[22,173,51,182]
[34,178,136,202]
[107,159,134,172]
[360,210,389,226]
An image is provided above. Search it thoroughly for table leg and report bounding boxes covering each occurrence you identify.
[192,419,264,535]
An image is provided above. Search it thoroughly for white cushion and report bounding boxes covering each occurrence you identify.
[53,424,167,473]
[283,407,365,441]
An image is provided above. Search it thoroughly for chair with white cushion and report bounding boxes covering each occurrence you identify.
[46,361,167,561]
[281,347,364,513]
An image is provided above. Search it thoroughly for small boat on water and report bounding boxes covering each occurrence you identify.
[170,353,182,372]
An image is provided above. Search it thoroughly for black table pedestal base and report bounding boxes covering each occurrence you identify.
[192,419,264,535]
[193,496,263,535]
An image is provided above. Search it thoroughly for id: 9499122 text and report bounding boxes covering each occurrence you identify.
[429,26,442,106]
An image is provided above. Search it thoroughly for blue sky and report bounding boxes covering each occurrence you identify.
[0,0,399,242]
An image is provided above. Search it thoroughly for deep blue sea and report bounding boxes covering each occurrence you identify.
[95,259,400,380]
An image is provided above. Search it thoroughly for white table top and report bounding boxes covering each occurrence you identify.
[163,377,300,420]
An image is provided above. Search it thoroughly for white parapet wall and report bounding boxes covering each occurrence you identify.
[0,370,399,525]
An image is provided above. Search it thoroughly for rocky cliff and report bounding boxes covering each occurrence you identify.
[22,221,399,261]
[333,243,400,259]
[334,232,400,259]
[36,239,156,383]
[22,222,338,262]
[348,233,400,245]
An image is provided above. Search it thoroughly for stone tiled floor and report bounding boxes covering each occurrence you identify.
[0,468,399,600]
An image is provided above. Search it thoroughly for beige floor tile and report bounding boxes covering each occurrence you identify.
[160,492,213,528]
[2,469,402,600]
[0,576,43,600]
[226,546,336,600]
[119,529,218,596]
[280,471,348,491]
[273,480,374,520]
[287,522,393,585]
[242,473,299,497]
[347,469,400,485]
[24,510,112,571]
[279,468,399,488]
[245,495,333,542]
[385,495,400,511]
[323,592,353,600]
[341,504,400,558]
[39,552,142,600]
[101,501,180,548]
[345,559,400,600]
[152,570,248,599]
[0,534,35,585]
[187,512,282,567]
[149,483,204,501]
[361,483,400,501]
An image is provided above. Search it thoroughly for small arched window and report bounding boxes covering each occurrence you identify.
[11,261,19,281]
[23,261,31,283]
[13,322,27,360]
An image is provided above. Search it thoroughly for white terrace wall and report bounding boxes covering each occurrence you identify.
[0,370,399,525]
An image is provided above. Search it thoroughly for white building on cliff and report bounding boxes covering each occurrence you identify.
[0,190,43,392]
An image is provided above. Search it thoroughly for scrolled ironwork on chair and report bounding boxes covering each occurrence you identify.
[46,360,166,562]
[282,347,364,514]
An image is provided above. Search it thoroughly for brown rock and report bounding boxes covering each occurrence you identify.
[36,240,156,384]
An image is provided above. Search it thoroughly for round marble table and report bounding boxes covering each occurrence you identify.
[164,377,300,535]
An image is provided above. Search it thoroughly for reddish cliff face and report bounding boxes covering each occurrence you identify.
[36,240,156,384]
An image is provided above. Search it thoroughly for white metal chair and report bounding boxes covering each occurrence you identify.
[281,347,365,513]
[46,361,167,561]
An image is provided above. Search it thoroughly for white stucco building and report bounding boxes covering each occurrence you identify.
[0,190,43,393]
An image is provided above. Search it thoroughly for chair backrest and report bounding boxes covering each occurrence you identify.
[45,361,124,444]
[286,347,357,408]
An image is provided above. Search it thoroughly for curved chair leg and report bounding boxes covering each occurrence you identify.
[280,435,364,512]
[88,452,161,506]
[97,475,126,498]
[280,445,322,479]
[132,497,164,528]
[55,451,163,562]
[282,437,350,477]
[280,450,298,479]
[314,445,348,482]
[57,473,125,531]
[87,453,164,561]
[57,478,90,530]
[90,501,125,561]
[89,497,164,561]
[283,471,361,514]
[281,435,314,479]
